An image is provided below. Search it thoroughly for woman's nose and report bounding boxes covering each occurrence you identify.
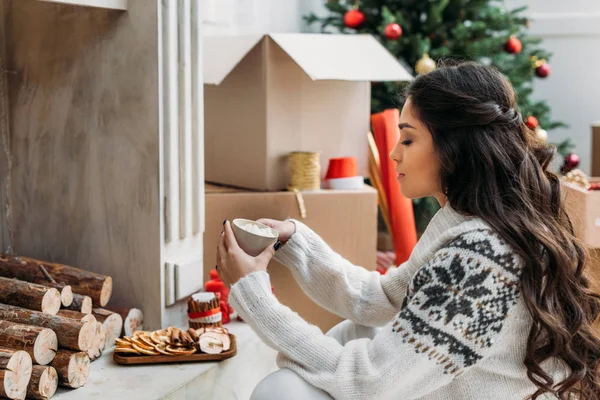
[389,141,402,163]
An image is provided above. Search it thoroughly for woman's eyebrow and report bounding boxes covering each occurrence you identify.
[398,123,415,130]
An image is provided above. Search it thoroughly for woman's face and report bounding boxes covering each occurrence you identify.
[389,97,445,205]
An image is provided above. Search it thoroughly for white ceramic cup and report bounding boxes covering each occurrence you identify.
[232,219,279,257]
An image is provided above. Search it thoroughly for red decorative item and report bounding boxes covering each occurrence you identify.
[344,9,365,29]
[535,62,551,78]
[561,153,580,174]
[589,183,600,191]
[505,36,522,54]
[205,269,229,301]
[325,157,358,179]
[205,270,234,324]
[384,23,402,40]
[526,116,538,129]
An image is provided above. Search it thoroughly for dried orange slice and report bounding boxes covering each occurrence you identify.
[115,338,131,346]
[154,343,172,355]
[165,345,196,355]
[131,338,154,351]
[131,342,159,356]
[115,347,139,354]
[139,335,156,348]
[150,331,169,345]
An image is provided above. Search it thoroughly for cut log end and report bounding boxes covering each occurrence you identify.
[99,277,113,307]
[81,297,93,315]
[92,309,123,349]
[67,353,90,388]
[41,288,61,315]
[60,285,73,307]
[1,350,32,400]
[27,366,58,400]
[33,329,58,366]
[78,321,96,353]
[88,322,105,361]
[123,309,144,337]
[67,294,92,315]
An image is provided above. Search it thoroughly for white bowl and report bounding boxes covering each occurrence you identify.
[232,219,279,257]
[328,176,364,190]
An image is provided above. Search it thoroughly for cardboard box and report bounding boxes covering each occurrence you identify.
[562,179,600,248]
[204,183,378,332]
[593,123,600,177]
[203,34,412,191]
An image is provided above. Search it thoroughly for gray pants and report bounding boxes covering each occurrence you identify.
[250,320,379,400]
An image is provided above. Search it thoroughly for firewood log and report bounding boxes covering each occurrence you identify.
[88,322,105,361]
[0,349,32,399]
[107,307,143,337]
[0,254,73,308]
[0,321,57,365]
[26,365,58,400]
[92,308,123,348]
[64,294,92,315]
[49,350,89,389]
[0,254,112,307]
[0,304,95,352]
[0,277,61,315]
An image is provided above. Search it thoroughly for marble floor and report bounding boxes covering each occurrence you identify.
[54,322,279,400]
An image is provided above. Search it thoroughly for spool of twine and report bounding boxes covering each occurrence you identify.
[289,152,321,191]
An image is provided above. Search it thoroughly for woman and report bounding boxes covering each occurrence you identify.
[217,62,600,399]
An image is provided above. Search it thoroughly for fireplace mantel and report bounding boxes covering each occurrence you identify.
[37,0,127,10]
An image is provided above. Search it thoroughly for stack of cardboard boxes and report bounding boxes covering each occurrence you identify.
[203,34,412,331]
[562,123,600,250]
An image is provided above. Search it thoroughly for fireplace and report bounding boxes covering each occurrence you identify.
[0,0,206,330]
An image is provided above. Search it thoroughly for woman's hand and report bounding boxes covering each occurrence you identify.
[256,219,296,244]
[217,221,278,288]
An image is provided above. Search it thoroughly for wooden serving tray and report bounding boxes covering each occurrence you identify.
[113,334,237,365]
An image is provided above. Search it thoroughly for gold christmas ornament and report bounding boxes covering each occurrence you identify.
[562,169,590,190]
[415,53,436,75]
[535,126,548,142]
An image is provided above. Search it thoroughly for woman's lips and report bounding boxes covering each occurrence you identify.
[397,173,405,181]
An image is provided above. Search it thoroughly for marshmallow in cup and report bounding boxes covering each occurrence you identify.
[231,219,279,257]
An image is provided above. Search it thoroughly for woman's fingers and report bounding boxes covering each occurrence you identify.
[223,220,241,252]
[217,231,227,264]
[256,218,277,228]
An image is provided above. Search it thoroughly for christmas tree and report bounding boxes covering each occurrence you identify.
[305,0,574,233]
[305,0,572,154]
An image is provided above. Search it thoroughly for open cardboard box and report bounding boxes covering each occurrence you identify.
[204,183,378,332]
[562,179,600,249]
[203,33,412,191]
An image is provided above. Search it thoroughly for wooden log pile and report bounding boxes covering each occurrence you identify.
[0,253,143,398]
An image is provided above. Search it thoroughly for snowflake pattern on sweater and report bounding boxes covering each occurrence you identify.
[394,229,522,376]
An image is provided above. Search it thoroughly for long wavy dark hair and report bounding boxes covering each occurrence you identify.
[404,61,600,399]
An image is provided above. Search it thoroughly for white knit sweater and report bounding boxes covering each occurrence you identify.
[229,205,564,400]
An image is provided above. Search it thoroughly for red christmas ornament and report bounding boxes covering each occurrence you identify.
[535,62,551,78]
[344,9,365,29]
[561,153,580,174]
[525,116,538,129]
[505,36,522,54]
[384,23,402,40]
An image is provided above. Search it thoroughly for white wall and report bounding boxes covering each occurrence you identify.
[507,0,600,174]
[202,0,600,174]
